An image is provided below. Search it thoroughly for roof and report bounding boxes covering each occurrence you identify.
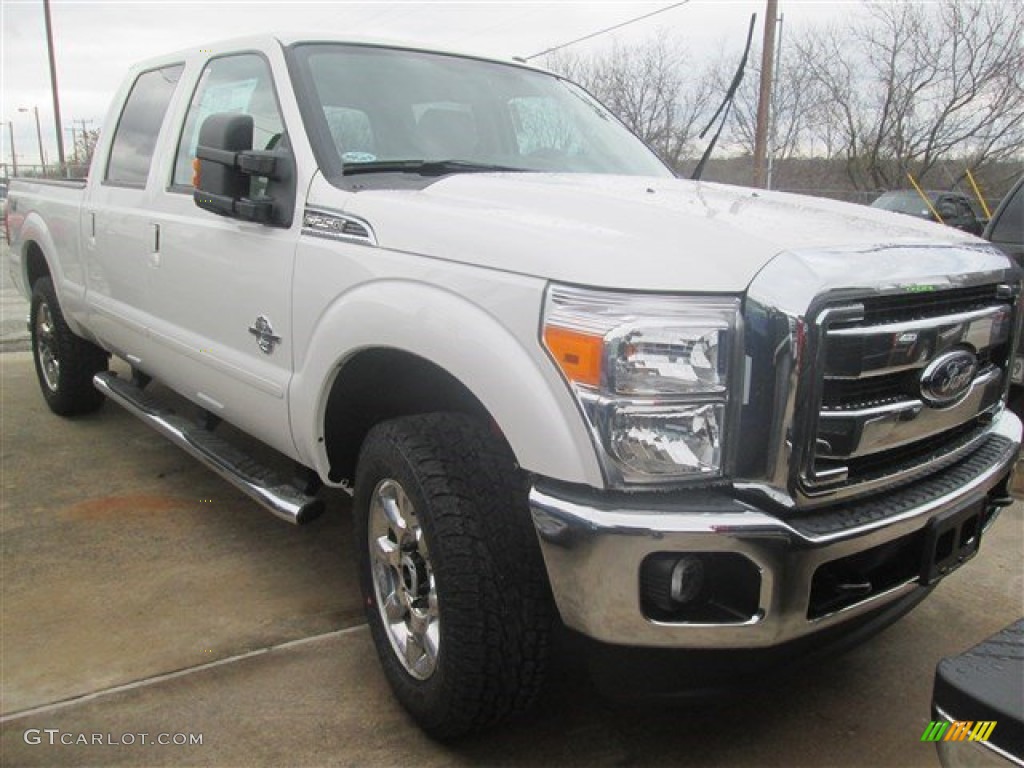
[126,33,554,79]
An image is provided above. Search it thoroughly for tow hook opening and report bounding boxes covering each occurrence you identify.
[808,494,1004,620]
[808,533,924,620]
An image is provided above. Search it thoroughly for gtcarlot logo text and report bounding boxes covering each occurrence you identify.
[23,729,203,747]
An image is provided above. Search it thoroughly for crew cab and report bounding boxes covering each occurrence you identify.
[6,35,1022,738]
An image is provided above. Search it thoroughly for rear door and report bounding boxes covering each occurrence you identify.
[84,63,185,362]
[142,51,300,454]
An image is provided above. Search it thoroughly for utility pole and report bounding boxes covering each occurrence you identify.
[2,122,16,177]
[43,0,67,176]
[752,0,778,189]
[765,13,784,190]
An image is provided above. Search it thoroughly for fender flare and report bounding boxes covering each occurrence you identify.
[288,279,604,488]
[15,211,91,338]
[16,209,62,282]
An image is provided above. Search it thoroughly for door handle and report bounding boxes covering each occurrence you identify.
[149,223,161,267]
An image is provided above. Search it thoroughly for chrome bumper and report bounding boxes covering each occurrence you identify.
[530,410,1021,649]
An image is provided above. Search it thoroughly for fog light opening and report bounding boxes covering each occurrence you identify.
[640,552,761,624]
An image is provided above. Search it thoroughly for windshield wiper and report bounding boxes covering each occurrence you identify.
[342,159,527,176]
[691,13,757,181]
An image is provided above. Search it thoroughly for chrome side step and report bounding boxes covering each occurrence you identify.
[93,372,324,525]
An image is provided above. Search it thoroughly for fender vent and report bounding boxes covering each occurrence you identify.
[302,208,377,246]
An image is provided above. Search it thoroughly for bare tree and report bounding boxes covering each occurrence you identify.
[68,128,100,177]
[537,5,1020,196]
[542,32,716,172]
[793,0,1024,190]
[75,128,99,166]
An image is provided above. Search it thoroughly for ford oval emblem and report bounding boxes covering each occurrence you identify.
[919,349,978,407]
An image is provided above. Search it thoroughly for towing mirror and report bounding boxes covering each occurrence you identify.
[192,112,295,228]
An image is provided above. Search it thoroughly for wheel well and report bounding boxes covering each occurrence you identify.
[323,348,491,484]
[25,242,50,289]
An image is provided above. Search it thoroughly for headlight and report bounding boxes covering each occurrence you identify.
[608,322,728,395]
[542,285,739,486]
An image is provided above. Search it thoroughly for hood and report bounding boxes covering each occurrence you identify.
[313,173,988,293]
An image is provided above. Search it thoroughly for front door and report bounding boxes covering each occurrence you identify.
[144,52,299,454]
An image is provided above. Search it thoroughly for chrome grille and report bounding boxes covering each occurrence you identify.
[801,285,1016,499]
[857,283,1011,325]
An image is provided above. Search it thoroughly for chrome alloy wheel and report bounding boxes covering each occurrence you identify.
[35,301,60,392]
[368,478,440,680]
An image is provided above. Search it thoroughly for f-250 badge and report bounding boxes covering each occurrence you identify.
[248,315,282,354]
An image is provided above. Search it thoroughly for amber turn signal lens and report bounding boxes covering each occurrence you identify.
[543,326,603,387]
[191,158,201,188]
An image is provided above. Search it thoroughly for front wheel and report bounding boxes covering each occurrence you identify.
[30,277,108,416]
[354,413,553,739]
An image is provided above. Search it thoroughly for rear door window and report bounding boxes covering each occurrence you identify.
[105,64,184,187]
[955,198,974,221]
[936,197,958,220]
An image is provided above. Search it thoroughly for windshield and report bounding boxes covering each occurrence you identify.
[290,43,672,179]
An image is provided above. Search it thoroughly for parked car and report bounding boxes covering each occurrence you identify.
[985,176,1024,389]
[871,189,986,235]
[6,36,1023,739]
[930,619,1023,767]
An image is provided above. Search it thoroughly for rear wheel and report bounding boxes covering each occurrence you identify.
[30,277,108,416]
[354,413,552,739]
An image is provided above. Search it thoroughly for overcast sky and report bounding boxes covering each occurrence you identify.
[0,0,856,170]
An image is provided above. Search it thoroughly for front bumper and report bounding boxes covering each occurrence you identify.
[530,410,1021,649]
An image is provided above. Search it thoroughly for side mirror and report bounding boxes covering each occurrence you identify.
[192,112,295,227]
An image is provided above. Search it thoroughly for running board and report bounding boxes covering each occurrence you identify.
[93,372,324,525]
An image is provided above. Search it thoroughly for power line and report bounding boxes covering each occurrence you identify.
[524,1,692,61]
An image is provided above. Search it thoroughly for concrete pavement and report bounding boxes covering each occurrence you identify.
[1,350,1022,766]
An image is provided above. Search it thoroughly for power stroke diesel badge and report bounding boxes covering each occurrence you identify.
[919,348,978,407]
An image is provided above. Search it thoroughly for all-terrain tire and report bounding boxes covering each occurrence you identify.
[354,413,553,740]
[30,276,108,416]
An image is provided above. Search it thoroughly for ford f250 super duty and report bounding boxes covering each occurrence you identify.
[6,35,1022,739]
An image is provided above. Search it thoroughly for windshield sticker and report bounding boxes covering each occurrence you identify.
[342,152,377,163]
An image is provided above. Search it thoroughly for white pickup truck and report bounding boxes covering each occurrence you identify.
[7,35,1022,738]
